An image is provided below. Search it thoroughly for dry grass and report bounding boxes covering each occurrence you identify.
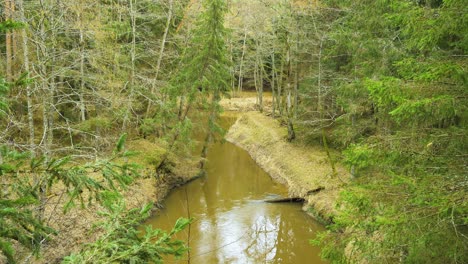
[220,91,273,112]
[226,111,349,221]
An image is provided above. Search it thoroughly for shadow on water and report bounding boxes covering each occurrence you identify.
[144,113,327,263]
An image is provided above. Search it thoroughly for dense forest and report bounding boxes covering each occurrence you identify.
[1,0,466,263]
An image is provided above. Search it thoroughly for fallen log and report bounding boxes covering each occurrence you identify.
[307,186,325,195]
[264,197,305,203]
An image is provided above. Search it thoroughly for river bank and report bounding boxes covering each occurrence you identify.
[32,139,199,263]
[225,111,349,222]
[144,132,327,263]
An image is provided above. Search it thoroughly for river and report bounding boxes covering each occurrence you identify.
[144,114,326,263]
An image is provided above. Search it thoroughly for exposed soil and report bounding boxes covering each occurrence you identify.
[225,111,349,222]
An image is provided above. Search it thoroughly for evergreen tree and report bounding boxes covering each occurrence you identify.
[62,203,190,264]
[158,0,230,171]
[309,1,468,263]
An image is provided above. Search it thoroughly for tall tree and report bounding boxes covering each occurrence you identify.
[158,0,230,172]
[191,0,230,169]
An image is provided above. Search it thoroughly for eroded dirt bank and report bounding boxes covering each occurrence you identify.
[225,111,349,222]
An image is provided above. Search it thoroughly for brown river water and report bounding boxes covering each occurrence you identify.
[144,115,326,263]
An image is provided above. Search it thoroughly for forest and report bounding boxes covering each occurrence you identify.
[0,0,467,263]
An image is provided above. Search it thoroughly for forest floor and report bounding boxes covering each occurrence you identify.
[223,95,349,221]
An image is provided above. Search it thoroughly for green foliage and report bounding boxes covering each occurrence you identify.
[172,0,230,100]
[139,118,158,137]
[342,144,374,174]
[390,95,457,126]
[0,148,55,264]
[115,133,128,153]
[62,203,191,264]
[395,57,467,84]
[164,0,230,164]
[0,20,24,32]
[312,0,468,263]
[0,134,141,262]
[0,196,55,264]
[316,170,468,263]
[0,77,9,116]
[365,78,404,110]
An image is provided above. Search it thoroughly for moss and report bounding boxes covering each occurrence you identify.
[126,139,167,167]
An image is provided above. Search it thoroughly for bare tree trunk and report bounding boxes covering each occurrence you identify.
[5,0,13,81]
[230,39,235,92]
[254,56,258,105]
[278,55,284,116]
[271,52,276,116]
[286,88,295,142]
[78,2,87,121]
[18,0,35,157]
[317,39,336,176]
[293,61,299,119]
[285,39,295,141]
[146,0,173,116]
[317,40,322,113]
[0,151,5,199]
[35,0,57,220]
[258,56,264,113]
[123,0,136,131]
[237,29,247,96]
[11,0,17,70]
[36,0,53,163]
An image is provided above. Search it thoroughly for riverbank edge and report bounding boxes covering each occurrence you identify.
[225,111,349,223]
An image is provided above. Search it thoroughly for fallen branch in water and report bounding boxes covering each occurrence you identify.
[264,197,305,203]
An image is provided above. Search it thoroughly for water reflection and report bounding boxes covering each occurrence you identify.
[144,136,326,263]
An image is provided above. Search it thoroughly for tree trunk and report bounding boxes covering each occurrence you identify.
[293,62,299,119]
[5,0,13,81]
[317,39,336,176]
[18,0,35,157]
[278,56,284,116]
[199,89,220,170]
[237,29,247,96]
[286,36,295,142]
[122,0,137,131]
[258,55,264,113]
[254,56,259,106]
[317,40,322,113]
[287,89,295,142]
[146,0,173,116]
[229,39,235,92]
[79,3,87,121]
[36,0,57,221]
[271,52,276,116]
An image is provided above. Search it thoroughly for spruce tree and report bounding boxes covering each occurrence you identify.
[159,0,230,171]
